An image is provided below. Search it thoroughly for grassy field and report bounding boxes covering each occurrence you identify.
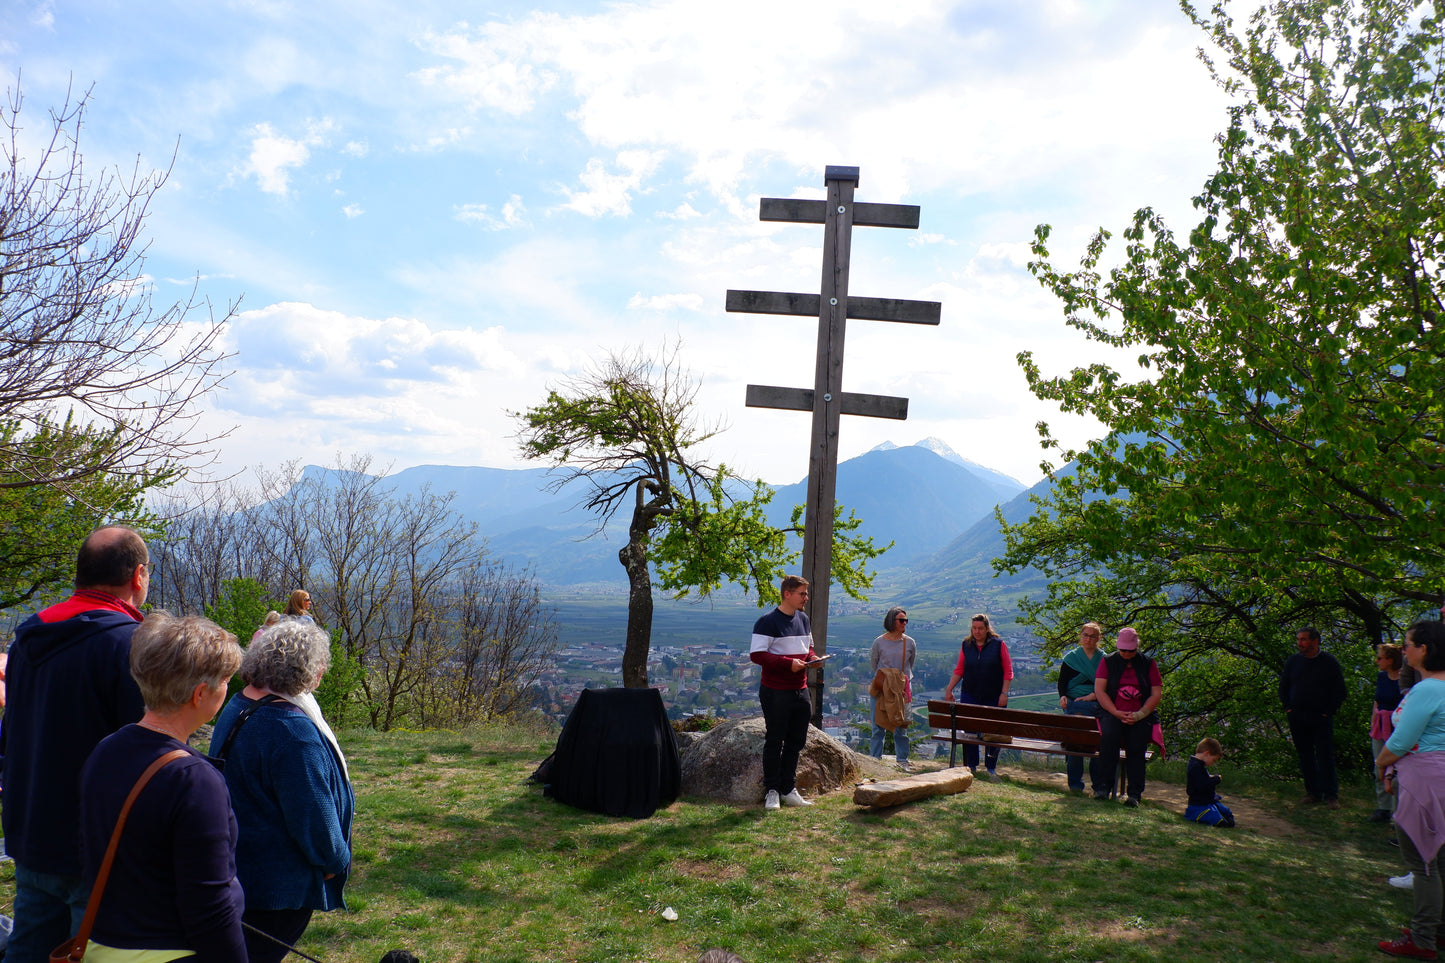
[1,724,1412,963]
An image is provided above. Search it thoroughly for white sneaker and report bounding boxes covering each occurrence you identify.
[764,790,780,810]
[780,789,813,807]
[1389,872,1415,889]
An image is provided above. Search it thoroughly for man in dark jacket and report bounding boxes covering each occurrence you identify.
[1279,626,1349,809]
[1,526,149,963]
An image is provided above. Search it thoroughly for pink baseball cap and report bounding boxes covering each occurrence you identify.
[1116,627,1140,650]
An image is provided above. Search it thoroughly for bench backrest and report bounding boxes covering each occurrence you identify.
[926,700,1100,748]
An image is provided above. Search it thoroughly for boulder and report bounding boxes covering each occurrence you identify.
[674,730,705,754]
[680,715,859,804]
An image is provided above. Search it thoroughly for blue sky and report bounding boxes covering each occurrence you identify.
[2,0,1231,487]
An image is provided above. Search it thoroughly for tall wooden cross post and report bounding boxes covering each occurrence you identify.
[726,165,940,727]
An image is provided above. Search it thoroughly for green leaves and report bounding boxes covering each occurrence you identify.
[1008,0,1445,712]
[0,415,168,610]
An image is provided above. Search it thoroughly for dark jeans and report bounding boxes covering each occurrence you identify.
[1288,711,1338,800]
[243,907,315,963]
[759,685,811,794]
[9,863,89,963]
[958,690,1001,772]
[1064,698,1103,792]
[1098,714,1152,799]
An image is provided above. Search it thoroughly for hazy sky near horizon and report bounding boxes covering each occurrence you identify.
[3,0,1234,487]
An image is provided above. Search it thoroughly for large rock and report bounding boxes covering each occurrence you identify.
[680,716,859,804]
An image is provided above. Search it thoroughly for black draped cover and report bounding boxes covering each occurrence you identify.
[545,687,681,818]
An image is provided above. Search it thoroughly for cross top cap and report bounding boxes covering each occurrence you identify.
[825,165,860,184]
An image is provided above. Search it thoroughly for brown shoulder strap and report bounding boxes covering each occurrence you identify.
[62,748,190,962]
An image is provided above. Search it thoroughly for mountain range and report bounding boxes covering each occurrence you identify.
[342,438,1046,588]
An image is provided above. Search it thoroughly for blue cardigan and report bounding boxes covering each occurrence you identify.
[210,695,354,911]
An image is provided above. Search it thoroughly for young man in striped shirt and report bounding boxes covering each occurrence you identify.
[750,575,816,810]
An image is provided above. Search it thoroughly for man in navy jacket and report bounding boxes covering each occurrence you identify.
[1,526,149,963]
[1279,626,1349,808]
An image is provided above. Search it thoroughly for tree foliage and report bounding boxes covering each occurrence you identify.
[0,415,168,610]
[1,79,231,491]
[999,0,1445,761]
[514,344,886,688]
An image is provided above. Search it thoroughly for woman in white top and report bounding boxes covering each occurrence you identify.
[869,606,918,770]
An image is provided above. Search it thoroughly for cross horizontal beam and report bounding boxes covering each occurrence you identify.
[746,384,909,420]
[726,289,940,325]
[759,198,921,230]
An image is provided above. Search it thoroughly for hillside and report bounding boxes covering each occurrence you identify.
[233,724,1414,963]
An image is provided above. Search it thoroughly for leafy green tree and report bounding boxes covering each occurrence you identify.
[1001,0,1445,759]
[514,345,886,688]
[204,577,277,644]
[0,415,168,609]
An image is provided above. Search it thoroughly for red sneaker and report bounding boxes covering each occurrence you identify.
[1378,934,1438,959]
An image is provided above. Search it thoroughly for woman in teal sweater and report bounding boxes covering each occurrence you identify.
[1056,622,1106,794]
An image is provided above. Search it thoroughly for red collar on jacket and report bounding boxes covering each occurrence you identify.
[36,589,143,624]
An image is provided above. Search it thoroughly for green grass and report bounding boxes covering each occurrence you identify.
[0,725,1412,963]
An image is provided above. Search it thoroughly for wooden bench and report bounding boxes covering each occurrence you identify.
[926,700,1150,796]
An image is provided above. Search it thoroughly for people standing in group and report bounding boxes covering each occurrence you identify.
[285,589,316,622]
[1184,737,1235,828]
[1057,622,1107,795]
[0,526,149,963]
[211,618,354,963]
[1371,643,1406,824]
[79,612,247,963]
[1279,626,1348,809]
[749,575,817,810]
[943,613,1013,780]
[1094,627,1162,807]
[1373,620,1445,960]
[868,607,917,771]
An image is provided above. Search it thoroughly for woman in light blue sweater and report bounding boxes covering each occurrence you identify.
[211,620,353,963]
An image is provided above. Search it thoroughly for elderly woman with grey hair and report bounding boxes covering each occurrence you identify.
[210,619,353,963]
[868,606,918,770]
[79,612,246,963]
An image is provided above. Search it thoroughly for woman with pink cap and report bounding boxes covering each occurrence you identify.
[1093,627,1163,807]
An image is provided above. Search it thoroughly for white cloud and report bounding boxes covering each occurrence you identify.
[412,20,559,115]
[414,1,1224,214]
[238,118,338,195]
[627,292,704,312]
[342,140,369,157]
[658,203,702,220]
[559,150,663,217]
[453,194,528,229]
[341,203,364,218]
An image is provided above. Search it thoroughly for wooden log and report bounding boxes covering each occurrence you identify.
[852,767,974,808]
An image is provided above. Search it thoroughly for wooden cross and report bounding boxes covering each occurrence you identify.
[726,165,941,727]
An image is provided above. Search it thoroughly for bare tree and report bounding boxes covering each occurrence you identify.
[415,559,558,726]
[1,78,232,493]
[254,455,484,730]
[150,479,274,613]
[157,456,559,730]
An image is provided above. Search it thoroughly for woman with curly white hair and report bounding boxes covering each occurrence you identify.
[210,619,353,963]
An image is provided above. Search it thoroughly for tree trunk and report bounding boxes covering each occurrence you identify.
[620,534,653,688]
